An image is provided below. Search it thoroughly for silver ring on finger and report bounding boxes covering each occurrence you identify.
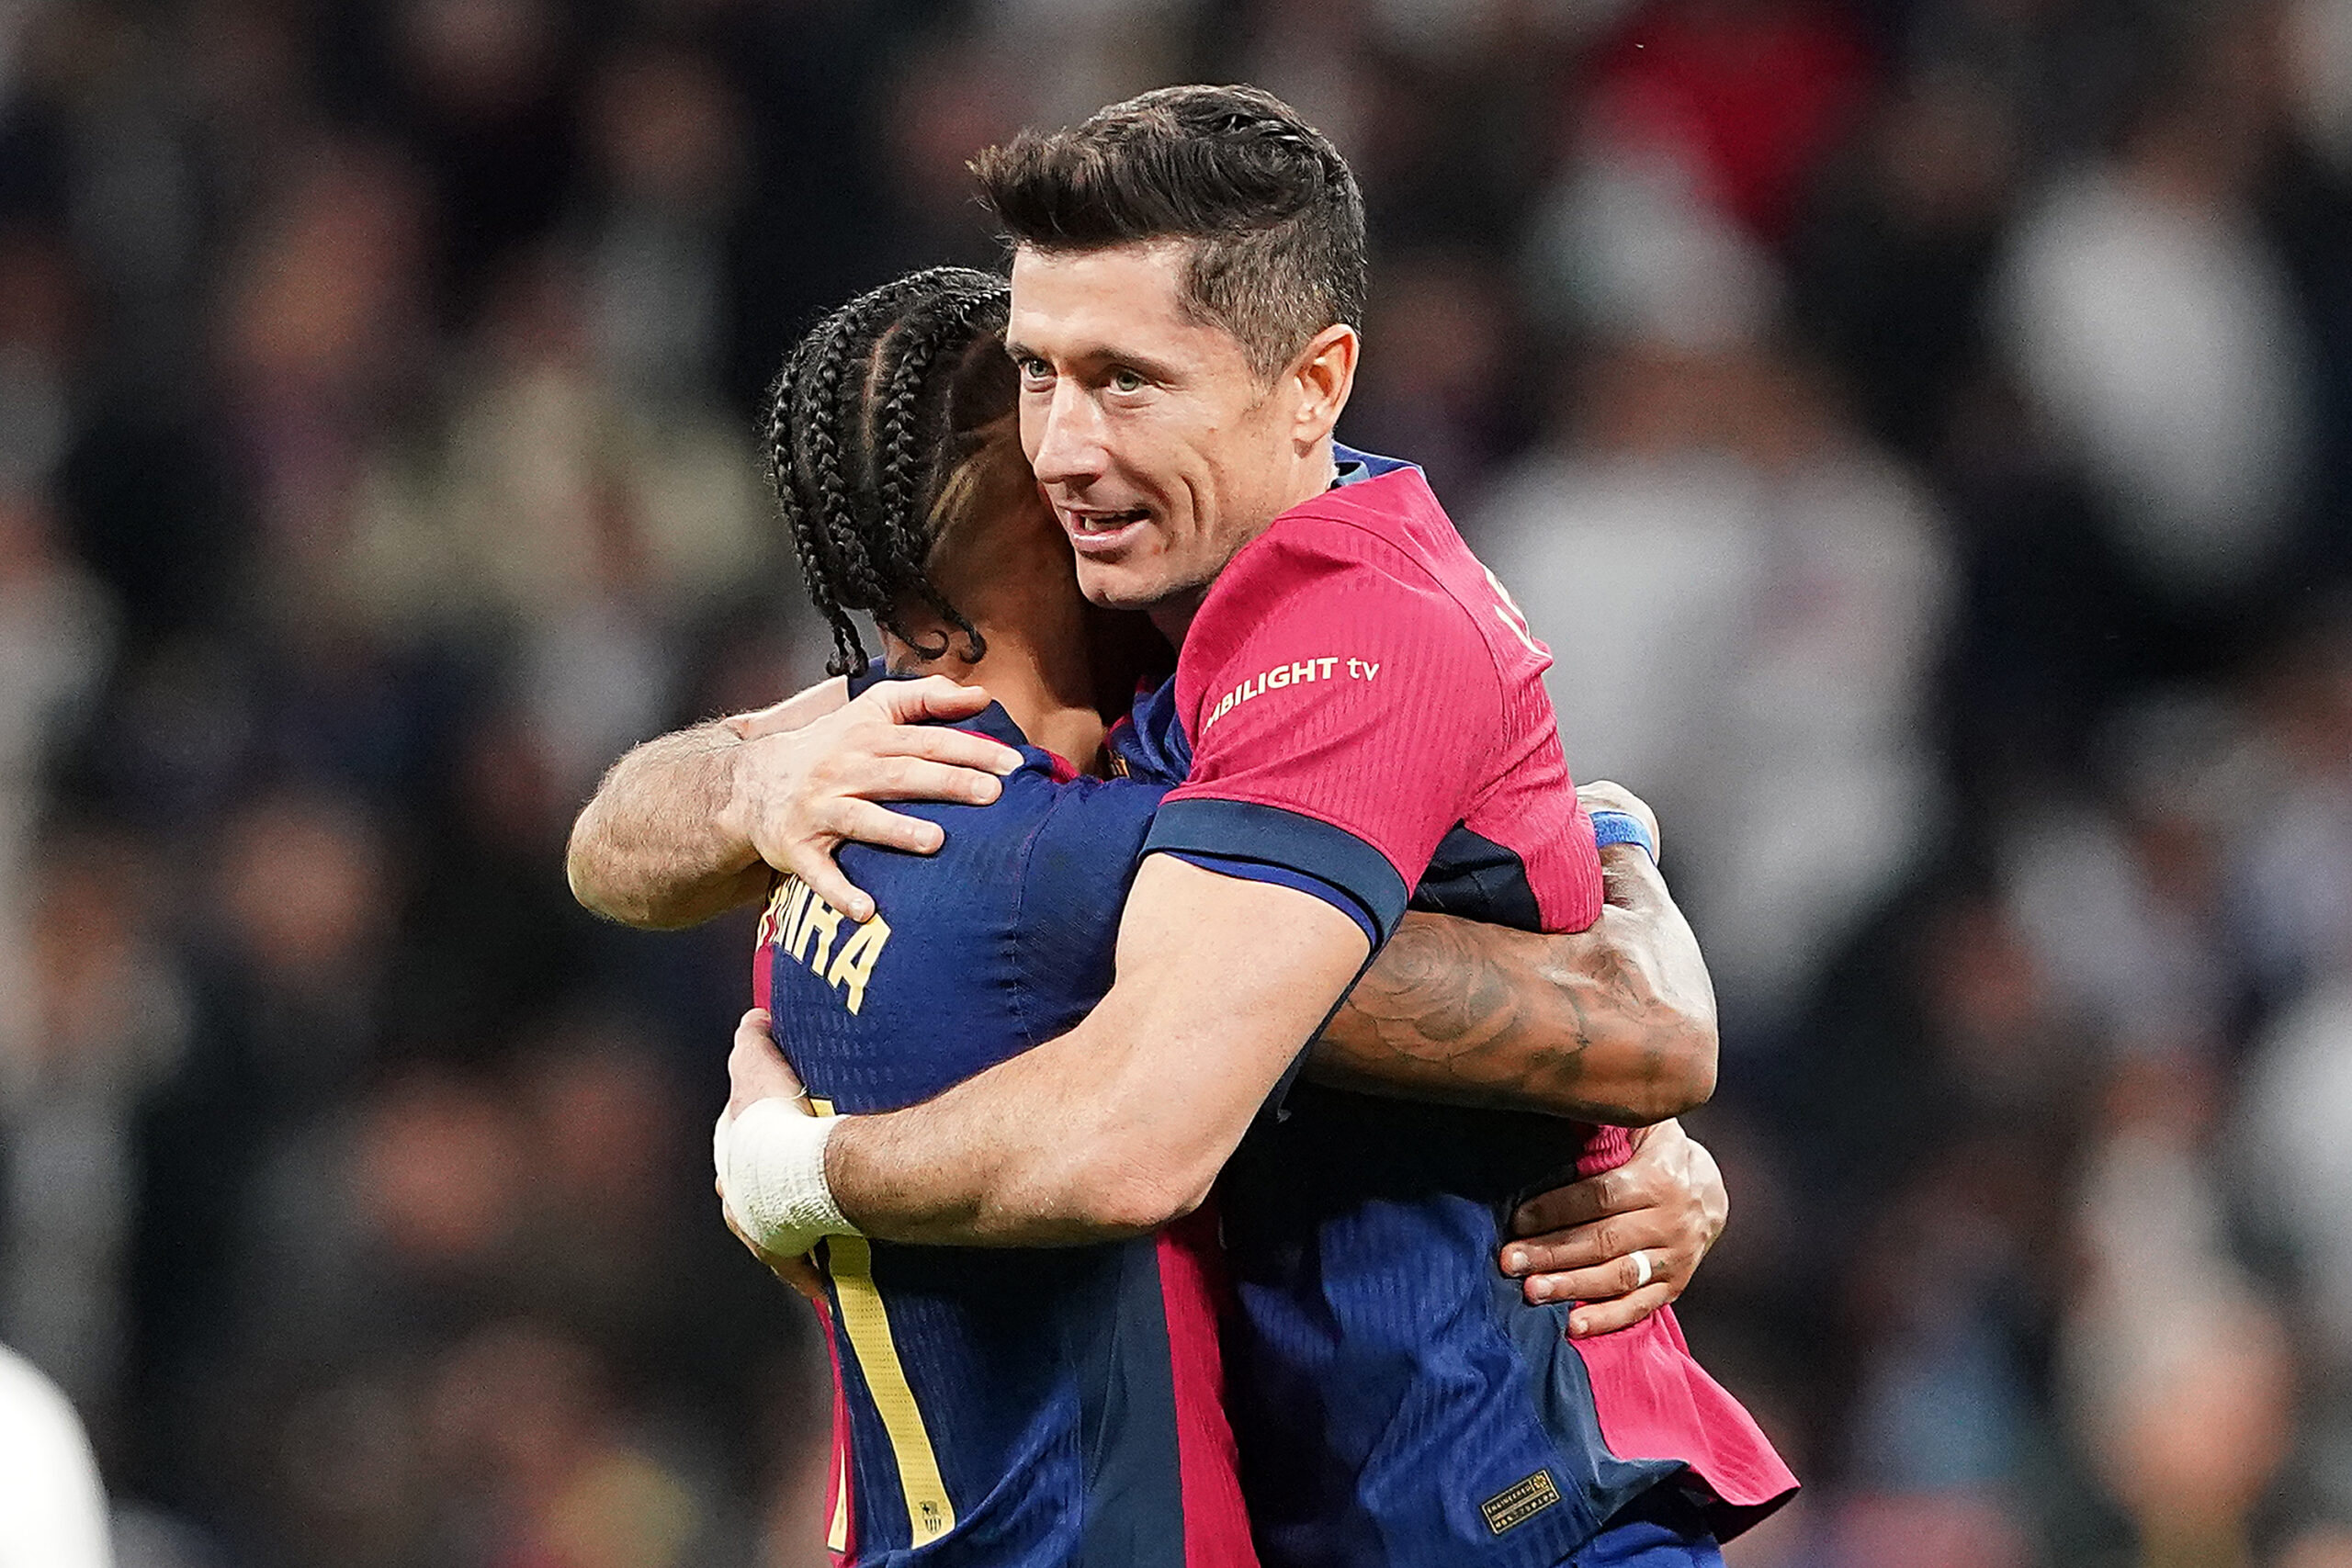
[1629,1248,1654,1290]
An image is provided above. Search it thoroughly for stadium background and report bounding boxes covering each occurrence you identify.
[2,0,2350,1563]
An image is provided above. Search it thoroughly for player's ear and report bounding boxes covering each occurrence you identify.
[1288,323,1358,447]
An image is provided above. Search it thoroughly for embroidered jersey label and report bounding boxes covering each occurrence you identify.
[1481,1470,1562,1535]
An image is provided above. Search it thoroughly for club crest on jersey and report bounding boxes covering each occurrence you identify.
[761,875,891,1015]
[1203,655,1382,733]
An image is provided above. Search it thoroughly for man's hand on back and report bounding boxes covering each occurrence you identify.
[717,675,1023,920]
[1498,1118,1728,1337]
[568,673,1023,929]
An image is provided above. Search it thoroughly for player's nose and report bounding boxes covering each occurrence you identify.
[1027,380,1109,490]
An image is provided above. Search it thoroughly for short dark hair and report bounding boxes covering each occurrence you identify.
[972,84,1367,379]
[765,266,1017,676]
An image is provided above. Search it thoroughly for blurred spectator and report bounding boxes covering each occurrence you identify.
[0,0,2346,1560]
[1479,340,1951,1019]
[2066,1057,2295,1568]
[1344,248,1531,500]
[1787,73,2019,458]
[2,828,184,1443]
[0,490,112,1066]
[419,1318,714,1568]
[1993,19,2315,606]
[577,40,747,400]
[0,1341,114,1568]
[1997,693,2251,1053]
[344,248,767,785]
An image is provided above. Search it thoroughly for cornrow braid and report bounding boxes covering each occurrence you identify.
[868,288,997,659]
[763,267,1015,677]
[769,272,949,672]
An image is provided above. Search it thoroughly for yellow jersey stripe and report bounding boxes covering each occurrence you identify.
[827,1235,956,1544]
[801,1096,954,1546]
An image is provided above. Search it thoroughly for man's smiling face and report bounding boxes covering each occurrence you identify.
[1006,241,1307,628]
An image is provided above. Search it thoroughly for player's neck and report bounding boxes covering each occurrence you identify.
[1001,657,1105,769]
[898,622,1106,767]
[889,512,1110,768]
[1147,441,1340,648]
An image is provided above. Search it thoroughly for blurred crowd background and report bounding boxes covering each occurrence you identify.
[2,0,2349,1563]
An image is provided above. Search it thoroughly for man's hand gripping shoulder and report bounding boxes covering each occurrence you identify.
[565,674,1022,929]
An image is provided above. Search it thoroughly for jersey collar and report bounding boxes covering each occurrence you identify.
[846,659,1034,752]
[1330,442,1419,489]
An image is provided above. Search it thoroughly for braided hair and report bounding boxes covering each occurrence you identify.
[765,266,1018,676]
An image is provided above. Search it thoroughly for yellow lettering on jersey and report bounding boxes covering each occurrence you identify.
[781,879,813,952]
[825,915,892,1015]
[757,878,789,949]
[798,897,844,973]
[767,876,893,1015]
[826,1232,956,1546]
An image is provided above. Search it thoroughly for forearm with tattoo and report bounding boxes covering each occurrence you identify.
[1309,848,1717,1124]
[567,722,767,930]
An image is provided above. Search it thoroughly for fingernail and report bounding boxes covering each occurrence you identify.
[1528,1278,1552,1302]
[1502,1248,1527,1274]
[1567,1315,1589,1337]
[993,750,1021,774]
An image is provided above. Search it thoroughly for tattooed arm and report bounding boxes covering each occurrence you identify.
[1308,842,1716,1125]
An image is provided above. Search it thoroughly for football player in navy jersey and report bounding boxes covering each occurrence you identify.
[571,88,1791,1568]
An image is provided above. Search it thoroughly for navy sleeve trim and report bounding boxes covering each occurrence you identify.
[1143,798,1408,944]
[1159,852,1381,948]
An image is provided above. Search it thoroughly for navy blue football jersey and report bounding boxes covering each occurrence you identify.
[757,679,1254,1568]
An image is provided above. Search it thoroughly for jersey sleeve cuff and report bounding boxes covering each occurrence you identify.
[1143,798,1409,945]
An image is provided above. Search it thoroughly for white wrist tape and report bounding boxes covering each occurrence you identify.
[713,1099,858,1258]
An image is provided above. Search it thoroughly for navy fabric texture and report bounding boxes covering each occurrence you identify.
[770,686,1190,1568]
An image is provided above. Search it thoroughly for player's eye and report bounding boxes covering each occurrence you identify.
[1109,367,1147,394]
[1016,356,1053,385]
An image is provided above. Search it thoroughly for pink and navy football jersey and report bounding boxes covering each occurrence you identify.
[756,673,1252,1568]
[1133,447,1796,1566]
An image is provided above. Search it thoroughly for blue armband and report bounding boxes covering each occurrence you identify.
[1589,807,1657,863]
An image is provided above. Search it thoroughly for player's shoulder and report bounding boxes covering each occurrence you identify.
[1186,466,1505,702]
[1199,490,1480,645]
[1241,477,1450,582]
